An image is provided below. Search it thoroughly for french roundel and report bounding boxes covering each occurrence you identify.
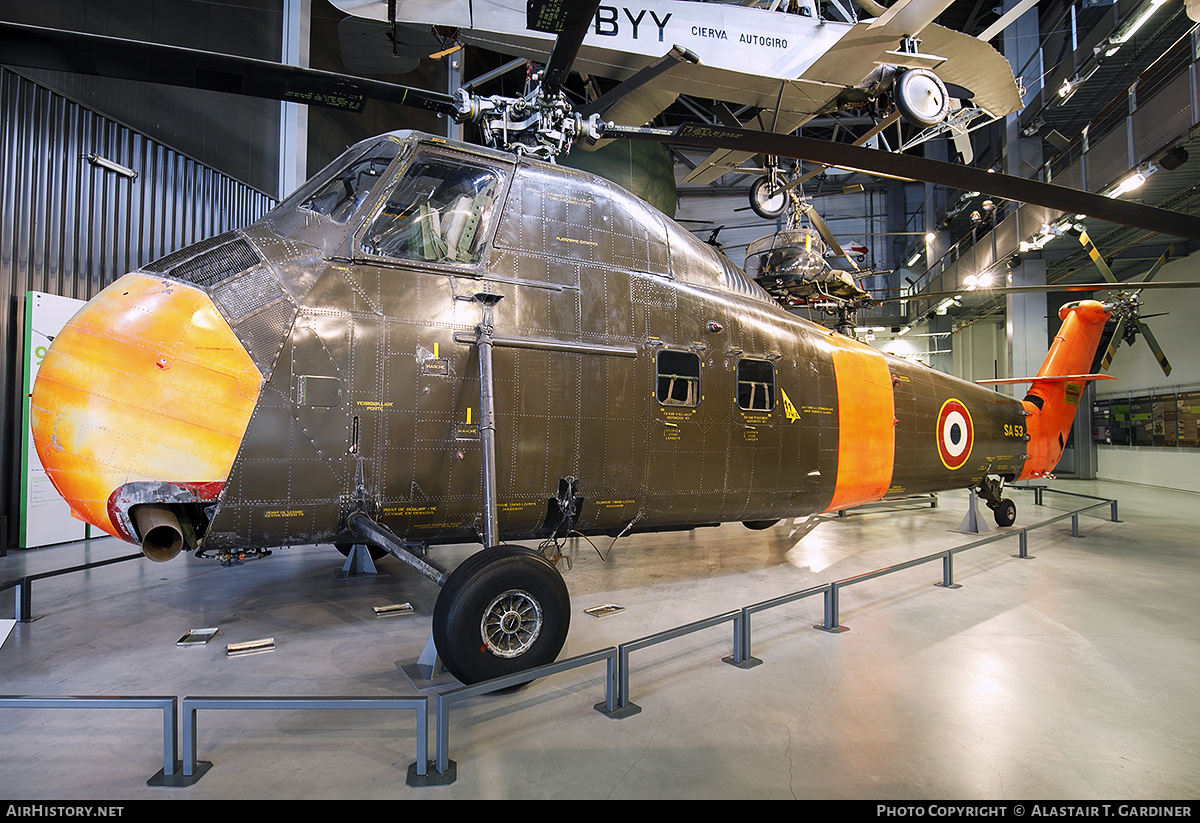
[936,399,974,470]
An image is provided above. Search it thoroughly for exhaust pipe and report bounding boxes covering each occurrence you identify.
[132,505,185,562]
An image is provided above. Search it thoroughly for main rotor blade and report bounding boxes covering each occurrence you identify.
[0,21,462,116]
[579,46,699,118]
[612,123,1200,239]
[872,280,1200,305]
[1133,319,1172,376]
[529,0,603,99]
[799,202,859,272]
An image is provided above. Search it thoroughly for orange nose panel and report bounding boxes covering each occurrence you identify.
[29,272,262,540]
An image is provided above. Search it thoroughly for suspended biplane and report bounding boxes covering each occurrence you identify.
[12,2,1200,686]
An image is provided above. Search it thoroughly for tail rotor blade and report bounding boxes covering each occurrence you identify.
[1139,246,1173,285]
[1077,229,1118,283]
[1100,317,1125,372]
[1133,319,1172,376]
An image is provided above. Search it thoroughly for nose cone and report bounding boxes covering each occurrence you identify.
[29,272,262,542]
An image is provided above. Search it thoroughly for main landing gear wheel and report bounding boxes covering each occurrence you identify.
[432,545,571,686]
[894,68,949,128]
[990,498,1017,528]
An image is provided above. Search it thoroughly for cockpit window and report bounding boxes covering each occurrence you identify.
[277,138,401,224]
[360,155,501,265]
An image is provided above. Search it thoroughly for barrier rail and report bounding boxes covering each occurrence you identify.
[604,484,1119,715]
[2,551,143,622]
[181,695,432,787]
[0,695,178,785]
[0,485,1119,788]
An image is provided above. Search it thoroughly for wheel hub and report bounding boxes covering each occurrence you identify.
[481,589,543,658]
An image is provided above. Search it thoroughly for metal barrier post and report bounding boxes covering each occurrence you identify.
[15,578,31,622]
[816,583,847,632]
[938,550,961,589]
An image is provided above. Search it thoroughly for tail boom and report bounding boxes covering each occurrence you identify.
[984,300,1112,480]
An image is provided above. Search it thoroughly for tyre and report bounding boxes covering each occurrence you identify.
[894,68,949,128]
[992,498,1017,528]
[743,519,780,530]
[433,545,571,686]
[749,175,788,219]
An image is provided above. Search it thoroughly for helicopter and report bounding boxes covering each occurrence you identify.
[18,2,1200,686]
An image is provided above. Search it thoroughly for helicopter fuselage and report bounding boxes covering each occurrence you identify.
[31,131,1047,558]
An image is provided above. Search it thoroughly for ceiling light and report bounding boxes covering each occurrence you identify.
[1107,170,1147,198]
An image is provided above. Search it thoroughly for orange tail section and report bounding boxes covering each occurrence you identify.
[1015,300,1113,479]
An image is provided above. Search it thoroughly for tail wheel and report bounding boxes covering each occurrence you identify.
[433,545,570,685]
[992,498,1017,527]
[749,174,788,219]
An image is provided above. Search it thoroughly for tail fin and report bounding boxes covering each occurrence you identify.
[977,300,1114,479]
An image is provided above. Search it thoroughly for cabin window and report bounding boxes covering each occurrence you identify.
[737,360,776,411]
[361,155,501,264]
[656,351,701,407]
[292,138,400,223]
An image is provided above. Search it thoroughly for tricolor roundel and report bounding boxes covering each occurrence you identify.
[936,398,974,470]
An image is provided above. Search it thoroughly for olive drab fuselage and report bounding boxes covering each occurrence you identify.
[30,131,1086,556]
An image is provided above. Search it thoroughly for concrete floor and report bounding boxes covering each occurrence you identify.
[1,478,1198,800]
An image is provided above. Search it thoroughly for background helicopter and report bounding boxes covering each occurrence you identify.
[13,1,1200,686]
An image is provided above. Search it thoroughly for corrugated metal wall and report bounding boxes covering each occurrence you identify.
[1,67,275,549]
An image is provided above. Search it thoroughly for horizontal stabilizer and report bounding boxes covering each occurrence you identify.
[976,374,1116,386]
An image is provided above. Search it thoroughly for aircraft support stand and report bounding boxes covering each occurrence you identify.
[333,543,383,580]
[956,489,992,535]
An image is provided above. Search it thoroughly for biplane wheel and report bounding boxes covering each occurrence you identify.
[749,175,788,219]
[433,545,570,686]
[894,68,949,128]
[334,542,388,561]
[991,498,1017,528]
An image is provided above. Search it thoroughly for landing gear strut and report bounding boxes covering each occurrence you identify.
[978,473,1017,527]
